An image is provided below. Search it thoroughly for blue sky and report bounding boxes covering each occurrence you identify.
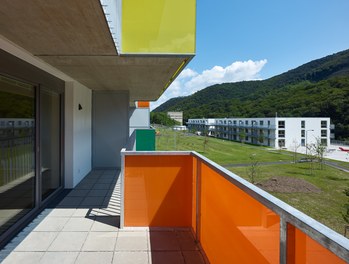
[151,0,349,109]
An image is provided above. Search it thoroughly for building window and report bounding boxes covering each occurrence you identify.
[321,130,327,137]
[321,120,327,128]
[245,120,248,125]
[233,120,237,125]
[278,130,285,138]
[278,139,285,147]
[245,136,249,141]
[260,120,264,126]
[301,130,305,137]
[301,120,305,128]
[245,128,248,133]
[301,139,305,146]
[268,120,270,126]
[321,138,327,145]
[278,121,285,128]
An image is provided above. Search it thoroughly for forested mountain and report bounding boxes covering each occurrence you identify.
[153,49,349,139]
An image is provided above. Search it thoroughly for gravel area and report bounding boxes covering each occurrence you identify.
[256,176,321,193]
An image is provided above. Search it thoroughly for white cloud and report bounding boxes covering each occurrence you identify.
[150,59,267,110]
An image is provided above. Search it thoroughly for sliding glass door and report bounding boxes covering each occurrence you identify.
[0,75,64,239]
[0,75,35,237]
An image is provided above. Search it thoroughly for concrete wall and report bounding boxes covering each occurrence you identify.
[65,82,92,188]
[92,91,129,168]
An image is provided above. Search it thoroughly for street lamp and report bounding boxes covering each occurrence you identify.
[305,129,314,156]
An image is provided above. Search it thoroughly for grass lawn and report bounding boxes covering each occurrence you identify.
[155,127,349,235]
[156,128,294,164]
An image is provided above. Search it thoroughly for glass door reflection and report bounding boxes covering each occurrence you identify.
[0,75,35,237]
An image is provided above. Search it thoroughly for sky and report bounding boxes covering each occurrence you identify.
[150,0,349,110]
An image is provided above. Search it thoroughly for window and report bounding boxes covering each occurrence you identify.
[245,120,248,125]
[268,120,270,126]
[321,120,327,128]
[301,139,305,146]
[245,128,248,133]
[301,120,305,128]
[233,120,237,125]
[245,136,249,141]
[321,138,327,145]
[321,130,327,137]
[260,120,264,126]
[278,120,285,128]
[301,130,305,137]
[278,130,285,138]
[278,139,285,147]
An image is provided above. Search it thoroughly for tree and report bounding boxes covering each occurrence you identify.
[291,139,300,163]
[343,188,349,237]
[308,137,326,170]
[239,130,246,144]
[150,112,180,126]
[203,128,209,153]
[247,154,260,184]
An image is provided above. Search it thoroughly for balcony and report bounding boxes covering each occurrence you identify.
[1,151,348,263]
[121,151,348,263]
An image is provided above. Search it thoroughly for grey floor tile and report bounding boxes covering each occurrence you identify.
[62,217,94,231]
[67,189,90,197]
[39,252,79,264]
[182,251,206,264]
[57,197,84,208]
[14,232,58,251]
[75,252,113,264]
[2,252,44,264]
[47,208,76,217]
[81,232,117,251]
[149,231,180,251]
[88,189,109,197]
[33,217,70,232]
[115,231,148,251]
[150,251,184,264]
[80,196,105,206]
[176,231,199,251]
[48,232,88,251]
[71,208,98,218]
[94,183,110,190]
[113,251,148,264]
[91,216,119,231]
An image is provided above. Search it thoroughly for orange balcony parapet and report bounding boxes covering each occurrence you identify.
[120,150,349,263]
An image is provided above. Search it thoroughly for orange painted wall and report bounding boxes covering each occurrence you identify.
[124,155,193,227]
[287,225,346,264]
[137,101,150,108]
[199,162,280,264]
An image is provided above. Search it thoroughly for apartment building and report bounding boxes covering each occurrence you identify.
[167,111,184,125]
[188,117,332,149]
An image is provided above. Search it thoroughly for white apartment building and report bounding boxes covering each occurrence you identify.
[187,117,333,149]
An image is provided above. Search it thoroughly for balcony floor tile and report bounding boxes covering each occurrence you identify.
[0,169,207,264]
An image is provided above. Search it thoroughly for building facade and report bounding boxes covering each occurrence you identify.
[188,117,332,149]
[167,111,183,125]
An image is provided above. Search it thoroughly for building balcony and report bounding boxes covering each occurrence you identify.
[1,151,348,263]
[120,151,348,263]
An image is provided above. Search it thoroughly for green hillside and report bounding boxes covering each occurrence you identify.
[153,49,349,139]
